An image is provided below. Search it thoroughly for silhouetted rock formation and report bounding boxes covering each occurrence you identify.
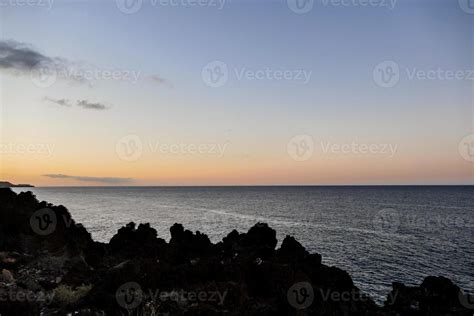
[0,188,471,316]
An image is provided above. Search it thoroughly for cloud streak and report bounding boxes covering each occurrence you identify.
[43,97,72,107]
[77,100,108,110]
[44,97,110,110]
[43,174,133,184]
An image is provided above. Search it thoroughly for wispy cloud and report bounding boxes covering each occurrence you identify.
[150,75,173,88]
[43,97,110,110]
[43,97,72,107]
[77,100,109,110]
[43,174,133,184]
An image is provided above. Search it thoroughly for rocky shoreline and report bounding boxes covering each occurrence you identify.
[0,188,471,315]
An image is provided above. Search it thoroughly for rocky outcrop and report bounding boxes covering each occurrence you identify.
[0,188,471,315]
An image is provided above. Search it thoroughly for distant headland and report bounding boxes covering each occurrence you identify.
[0,181,34,188]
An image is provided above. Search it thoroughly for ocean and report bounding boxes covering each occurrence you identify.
[12,186,473,303]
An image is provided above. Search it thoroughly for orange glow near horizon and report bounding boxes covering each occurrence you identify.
[2,144,472,186]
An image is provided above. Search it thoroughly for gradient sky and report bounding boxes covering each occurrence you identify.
[0,0,473,186]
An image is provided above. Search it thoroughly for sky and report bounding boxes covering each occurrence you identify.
[0,0,473,186]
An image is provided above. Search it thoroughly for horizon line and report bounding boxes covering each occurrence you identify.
[11,184,474,188]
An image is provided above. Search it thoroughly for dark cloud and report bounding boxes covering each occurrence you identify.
[0,40,54,72]
[43,174,133,184]
[0,40,73,83]
[1,40,170,87]
[43,97,72,107]
[76,100,109,110]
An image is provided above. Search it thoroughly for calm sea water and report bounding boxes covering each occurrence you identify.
[12,186,474,303]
